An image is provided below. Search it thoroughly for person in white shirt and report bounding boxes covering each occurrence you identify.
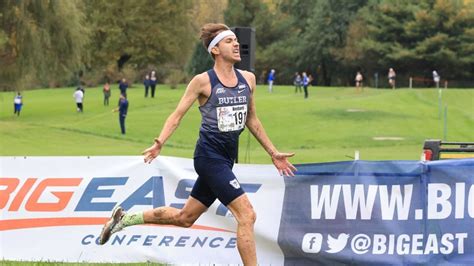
[355,71,363,92]
[433,70,440,88]
[13,92,23,116]
[388,68,396,89]
[73,87,84,112]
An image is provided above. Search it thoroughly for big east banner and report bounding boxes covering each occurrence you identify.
[0,156,284,264]
[0,157,473,265]
[278,159,474,265]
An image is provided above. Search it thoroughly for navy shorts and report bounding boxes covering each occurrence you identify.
[191,156,245,207]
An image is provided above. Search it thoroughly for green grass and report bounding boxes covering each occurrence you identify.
[1,85,473,164]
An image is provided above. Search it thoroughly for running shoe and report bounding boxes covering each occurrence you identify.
[99,205,125,245]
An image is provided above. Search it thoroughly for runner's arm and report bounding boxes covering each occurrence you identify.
[143,75,204,163]
[243,71,297,176]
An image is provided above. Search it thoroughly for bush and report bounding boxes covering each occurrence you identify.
[165,68,187,89]
[120,65,139,87]
[81,64,140,87]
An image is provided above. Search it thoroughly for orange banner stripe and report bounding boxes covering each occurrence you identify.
[0,217,234,233]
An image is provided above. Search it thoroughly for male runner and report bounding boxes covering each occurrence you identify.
[99,23,296,265]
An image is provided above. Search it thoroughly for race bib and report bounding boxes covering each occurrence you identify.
[217,104,247,132]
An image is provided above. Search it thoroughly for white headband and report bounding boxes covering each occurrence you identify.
[207,30,236,54]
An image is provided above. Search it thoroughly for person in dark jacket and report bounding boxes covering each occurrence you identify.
[150,71,157,98]
[119,78,128,97]
[144,74,151,97]
[114,94,129,134]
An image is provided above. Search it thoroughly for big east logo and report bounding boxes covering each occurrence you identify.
[0,176,261,231]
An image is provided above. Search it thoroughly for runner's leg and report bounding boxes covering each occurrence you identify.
[143,196,207,227]
[227,194,257,266]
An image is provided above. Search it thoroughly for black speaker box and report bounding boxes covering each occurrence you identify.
[231,27,255,72]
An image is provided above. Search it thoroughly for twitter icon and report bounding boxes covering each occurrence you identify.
[326,233,350,253]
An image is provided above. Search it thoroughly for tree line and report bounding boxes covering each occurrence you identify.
[0,0,472,91]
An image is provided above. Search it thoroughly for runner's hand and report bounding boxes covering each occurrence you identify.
[142,141,162,164]
[271,152,297,177]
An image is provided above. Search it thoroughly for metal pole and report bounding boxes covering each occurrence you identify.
[438,88,442,119]
[409,77,412,89]
[443,105,448,141]
[374,72,378,88]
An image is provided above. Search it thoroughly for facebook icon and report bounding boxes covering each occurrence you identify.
[302,233,323,253]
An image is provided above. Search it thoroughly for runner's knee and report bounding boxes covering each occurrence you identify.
[237,209,256,227]
[176,211,197,228]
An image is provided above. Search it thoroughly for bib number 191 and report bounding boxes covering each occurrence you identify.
[217,104,247,132]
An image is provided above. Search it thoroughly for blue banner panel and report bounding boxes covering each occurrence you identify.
[278,159,474,265]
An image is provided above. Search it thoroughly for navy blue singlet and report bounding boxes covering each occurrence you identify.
[194,69,251,162]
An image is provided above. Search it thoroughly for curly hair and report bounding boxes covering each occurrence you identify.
[200,23,230,51]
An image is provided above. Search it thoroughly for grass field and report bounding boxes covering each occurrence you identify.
[0,85,473,265]
[0,85,473,164]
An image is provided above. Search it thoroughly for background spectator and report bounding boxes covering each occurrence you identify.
[388,68,396,89]
[144,74,150,97]
[119,78,128,97]
[302,72,309,99]
[355,71,363,92]
[114,94,129,134]
[103,82,111,106]
[294,72,302,93]
[73,87,84,112]
[433,70,440,88]
[150,71,157,98]
[267,69,275,93]
[13,92,23,116]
